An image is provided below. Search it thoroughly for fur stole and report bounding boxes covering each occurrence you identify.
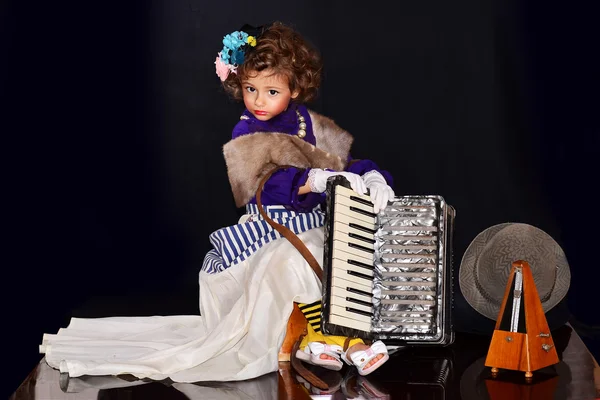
[223,110,354,207]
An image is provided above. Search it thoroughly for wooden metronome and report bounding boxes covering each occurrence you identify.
[485,260,559,379]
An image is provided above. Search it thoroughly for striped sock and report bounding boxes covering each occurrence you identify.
[298,300,322,333]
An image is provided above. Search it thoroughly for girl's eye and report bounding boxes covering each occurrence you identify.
[245,87,255,93]
[269,90,279,96]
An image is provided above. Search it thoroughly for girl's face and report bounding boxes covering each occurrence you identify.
[242,70,298,121]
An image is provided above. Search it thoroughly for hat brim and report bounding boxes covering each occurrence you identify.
[458,223,571,321]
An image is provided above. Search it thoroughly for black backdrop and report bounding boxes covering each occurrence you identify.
[3,0,599,396]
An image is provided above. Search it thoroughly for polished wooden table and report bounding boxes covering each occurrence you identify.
[11,324,600,399]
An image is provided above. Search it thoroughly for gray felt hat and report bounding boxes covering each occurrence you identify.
[458,223,571,321]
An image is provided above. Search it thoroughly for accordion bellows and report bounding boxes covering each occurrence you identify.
[321,176,456,346]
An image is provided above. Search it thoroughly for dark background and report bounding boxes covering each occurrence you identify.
[3,0,598,397]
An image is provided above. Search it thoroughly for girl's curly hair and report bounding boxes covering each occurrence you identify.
[222,22,322,104]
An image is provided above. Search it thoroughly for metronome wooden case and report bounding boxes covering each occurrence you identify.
[485,260,559,379]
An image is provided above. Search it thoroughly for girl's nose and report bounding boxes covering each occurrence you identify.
[254,94,265,107]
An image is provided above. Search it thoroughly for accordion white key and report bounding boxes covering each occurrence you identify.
[321,176,456,346]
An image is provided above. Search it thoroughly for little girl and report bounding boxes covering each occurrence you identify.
[210,21,395,376]
[39,21,394,384]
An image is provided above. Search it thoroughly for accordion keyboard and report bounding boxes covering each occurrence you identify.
[328,185,378,332]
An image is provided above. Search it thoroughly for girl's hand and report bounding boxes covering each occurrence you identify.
[308,169,367,196]
[362,171,395,213]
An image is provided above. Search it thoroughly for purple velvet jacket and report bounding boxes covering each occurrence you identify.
[230,103,394,212]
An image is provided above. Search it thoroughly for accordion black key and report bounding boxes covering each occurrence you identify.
[321,176,456,346]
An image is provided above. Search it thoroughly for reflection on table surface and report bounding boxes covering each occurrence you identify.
[11,325,600,399]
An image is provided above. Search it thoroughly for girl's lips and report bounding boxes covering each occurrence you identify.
[254,110,268,116]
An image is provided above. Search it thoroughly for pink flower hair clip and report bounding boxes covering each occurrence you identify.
[215,53,237,82]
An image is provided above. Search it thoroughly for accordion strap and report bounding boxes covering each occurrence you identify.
[256,167,329,391]
[255,166,323,281]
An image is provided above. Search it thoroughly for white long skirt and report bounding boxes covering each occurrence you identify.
[41,228,324,382]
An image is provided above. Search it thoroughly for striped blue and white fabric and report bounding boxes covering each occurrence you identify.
[201,204,325,274]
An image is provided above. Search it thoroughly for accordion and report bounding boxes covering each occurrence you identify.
[321,176,456,346]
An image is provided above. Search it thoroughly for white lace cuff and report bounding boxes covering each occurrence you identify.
[308,168,319,192]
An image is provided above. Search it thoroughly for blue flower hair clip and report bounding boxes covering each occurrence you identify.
[214,24,264,81]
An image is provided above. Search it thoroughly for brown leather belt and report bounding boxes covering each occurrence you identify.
[255,166,329,390]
